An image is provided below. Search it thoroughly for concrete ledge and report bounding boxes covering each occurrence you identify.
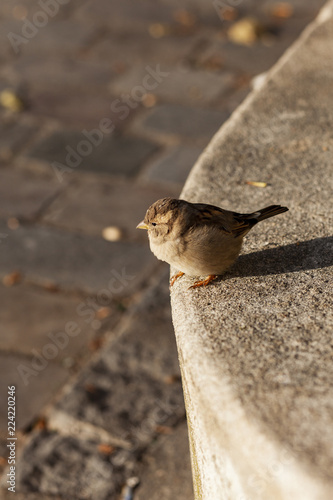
[171,1,333,498]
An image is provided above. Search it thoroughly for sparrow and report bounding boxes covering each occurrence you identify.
[137,198,288,288]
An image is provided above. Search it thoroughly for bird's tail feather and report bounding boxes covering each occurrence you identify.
[251,205,289,222]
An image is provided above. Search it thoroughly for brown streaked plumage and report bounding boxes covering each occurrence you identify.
[137,197,289,288]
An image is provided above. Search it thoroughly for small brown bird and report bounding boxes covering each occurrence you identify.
[137,198,288,288]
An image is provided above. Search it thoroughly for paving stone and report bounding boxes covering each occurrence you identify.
[0,23,19,63]
[132,103,229,144]
[217,85,251,114]
[0,283,98,360]
[26,130,159,178]
[210,0,325,25]
[0,0,72,20]
[57,271,185,445]
[0,168,59,221]
[110,65,234,105]
[10,430,135,500]
[27,88,131,130]
[0,353,68,431]
[0,222,157,295]
[98,272,180,379]
[90,31,201,69]
[262,0,327,16]
[4,10,76,59]
[1,56,132,129]
[2,56,113,93]
[76,0,176,32]
[0,0,38,17]
[76,0,227,31]
[15,20,97,57]
[157,0,223,15]
[196,20,311,77]
[0,493,62,500]
[0,120,37,162]
[136,420,193,500]
[140,145,203,186]
[0,492,62,500]
[58,367,184,445]
[42,177,179,241]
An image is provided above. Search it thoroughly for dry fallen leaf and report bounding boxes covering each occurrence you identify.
[201,55,225,71]
[270,2,294,19]
[148,23,170,38]
[227,17,262,46]
[164,374,181,385]
[89,338,104,351]
[155,425,173,435]
[2,271,22,286]
[96,307,112,319]
[34,417,47,431]
[7,217,20,230]
[112,61,127,74]
[42,281,59,292]
[0,89,24,112]
[13,5,28,20]
[98,443,115,456]
[173,9,196,27]
[142,93,157,108]
[84,384,97,394]
[245,181,268,188]
[222,7,238,21]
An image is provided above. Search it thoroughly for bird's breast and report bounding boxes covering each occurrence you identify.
[149,235,184,266]
[148,227,243,277]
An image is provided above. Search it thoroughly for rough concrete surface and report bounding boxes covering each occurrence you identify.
[171,2,333,499]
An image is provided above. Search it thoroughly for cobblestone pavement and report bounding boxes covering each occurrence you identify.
[0,1,326,499]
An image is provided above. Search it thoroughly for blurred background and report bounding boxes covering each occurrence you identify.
[0,1,326,499]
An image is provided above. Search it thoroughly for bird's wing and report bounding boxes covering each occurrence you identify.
[192,203,253,236]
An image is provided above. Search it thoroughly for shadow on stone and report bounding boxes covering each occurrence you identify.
[228,236,333,278]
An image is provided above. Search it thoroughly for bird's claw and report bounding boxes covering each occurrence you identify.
[189,275,217,289]
[170,271,185,287]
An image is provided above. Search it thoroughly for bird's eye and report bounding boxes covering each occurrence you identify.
[151,222,157,226]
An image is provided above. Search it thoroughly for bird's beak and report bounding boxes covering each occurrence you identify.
[136,221,149,230]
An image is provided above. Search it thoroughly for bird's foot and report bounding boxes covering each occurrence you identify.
[189,275,217,289]
[170,271,185,287]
